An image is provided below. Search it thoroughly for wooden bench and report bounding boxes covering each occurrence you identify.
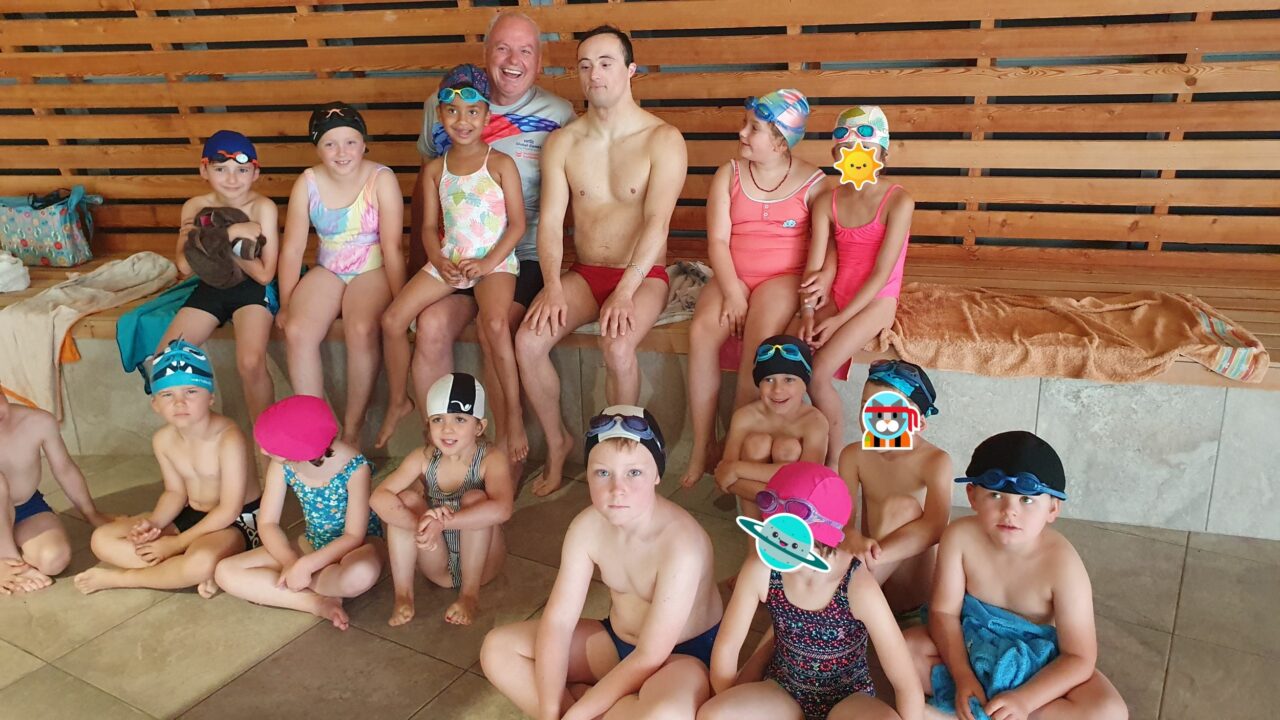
[3,0,1278,390]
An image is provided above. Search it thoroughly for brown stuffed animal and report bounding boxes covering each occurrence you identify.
[183,207,265,289]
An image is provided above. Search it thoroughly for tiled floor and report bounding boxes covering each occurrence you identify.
[2,456,1278,719]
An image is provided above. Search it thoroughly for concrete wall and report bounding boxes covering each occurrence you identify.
[60,338,1280,539]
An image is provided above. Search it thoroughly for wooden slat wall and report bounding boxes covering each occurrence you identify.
[3,0,1280,267]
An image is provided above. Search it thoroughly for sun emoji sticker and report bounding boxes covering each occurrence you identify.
[833,141,884,190]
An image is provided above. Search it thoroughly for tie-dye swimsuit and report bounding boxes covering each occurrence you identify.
[306,164,390,283]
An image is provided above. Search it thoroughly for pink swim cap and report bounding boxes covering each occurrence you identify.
[253,394,339,462]
[761,462,852,547]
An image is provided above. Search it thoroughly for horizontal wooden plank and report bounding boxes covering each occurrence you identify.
[11,139,1279,173]
[6,101,1280,142]
[8,20,1280,78]
[5,1,1278,47]
[93,203,1280,248]
[5,172,1278,208]
[10,62,1280,111]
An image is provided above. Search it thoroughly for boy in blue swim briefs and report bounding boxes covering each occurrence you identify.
[482,406,724,720]
[904,431,1128,720]
[75,340,263,598]
[0,388,112,594]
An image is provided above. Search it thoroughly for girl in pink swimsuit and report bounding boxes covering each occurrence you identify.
[797,106,914,464]
[278,102,407,446]
[682,89,826,488]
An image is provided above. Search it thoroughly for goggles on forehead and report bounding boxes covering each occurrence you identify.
[833,123,883,145]
[202,150,256,166]
[744,96,783,123]
[756,490,844,537]
[755,343,812,373]
[960,469,1068,501]
[868,359,937,416]
[438,87,489,105]
[586,414,658,443]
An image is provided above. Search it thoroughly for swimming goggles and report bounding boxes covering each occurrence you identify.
[869,359,937,417]
[203,150,255,166]
[744,96,782,123]
[437,86,489,104]
[756,490,844,534]
[833,123,886,148]
[586,413,658,443]
[755,343,812,374]
[957,469,1068,501]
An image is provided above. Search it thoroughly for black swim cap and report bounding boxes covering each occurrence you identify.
[752,335,813,387]
[309,102,368,145]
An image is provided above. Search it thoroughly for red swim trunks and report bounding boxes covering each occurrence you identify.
[569,263,669,308]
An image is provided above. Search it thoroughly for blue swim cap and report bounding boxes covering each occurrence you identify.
[149,340,215,394]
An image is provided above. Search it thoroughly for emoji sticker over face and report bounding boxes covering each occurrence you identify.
[834,141,884,190]
[860,389,920,451]
[736,512,831,573]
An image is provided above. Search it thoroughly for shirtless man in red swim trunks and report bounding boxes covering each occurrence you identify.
[515,25,687,498]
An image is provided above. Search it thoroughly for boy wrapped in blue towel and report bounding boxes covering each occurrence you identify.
[905,432,1128,720]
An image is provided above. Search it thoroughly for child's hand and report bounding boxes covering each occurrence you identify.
[274,306,289,332]
[128,518,161,545]
[954,674,988,720]
[845,533,882,567]
[434,258,464,286]
[415,516,445,550]
[985,690,1031,720]
[456,259,489,280]
[135,535,182,565]
[279,557,315,592]
[720,292,748,337]
[713,460,738,492]
[806,315,842,349]
[84,510,118,528]
[226,221,262,241]
[799,270,831,310]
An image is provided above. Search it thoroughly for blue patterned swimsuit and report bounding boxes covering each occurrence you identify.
[765,559,876,719]
[284,455,384,550]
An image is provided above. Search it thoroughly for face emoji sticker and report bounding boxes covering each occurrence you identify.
[834,141,884,190]
[736,512,831,573]
[860,389,920,451]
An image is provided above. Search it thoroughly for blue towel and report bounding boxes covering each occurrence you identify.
[925,594,1059,720]
[114,276,199,376]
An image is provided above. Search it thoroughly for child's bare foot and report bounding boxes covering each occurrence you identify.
[531,428,575,497]
[197,577,220,599]
[388,593,415,627]
[506,418,529,464]
[73,567,121,595]
[2,560,52,595]
[680,438,722,489]
[375,397,416,449]
[444,594,479,625]
[313,596,350,630]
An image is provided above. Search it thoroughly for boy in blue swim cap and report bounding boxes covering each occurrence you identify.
[838,359,952,613]
[75,340,264,598]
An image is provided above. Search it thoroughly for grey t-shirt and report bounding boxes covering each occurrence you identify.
[417,86,577,261]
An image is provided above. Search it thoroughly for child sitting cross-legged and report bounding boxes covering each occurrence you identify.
[700,462,924,720]
[370,372,514,627]
[75,340,262,598]
[904,432,1128,720]
[714,335,828,519]
[214,395,385,630]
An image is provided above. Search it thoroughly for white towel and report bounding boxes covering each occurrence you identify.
[0,251,29,293]
[0,252,176,414]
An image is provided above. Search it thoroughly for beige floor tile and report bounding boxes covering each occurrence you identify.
[1162,635,1280,720]
[55,592,317,718]
[413,670,524,720]
[505,481,593,569]
[1188,531,1280,567]
[1176,548,1280,659]
[1055,519,1184,633]
[665,473,740,522]
[182,624,462,720]
[347,555,557,669]
[42,456,161,514]
[1095,615,1171,720]
[0,638,44,691]
[0,550,167,661]
[0,666,151,719]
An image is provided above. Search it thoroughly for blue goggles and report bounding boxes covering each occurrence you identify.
[755,343,812,373]
[957,469,1067,501]
[587,414,657,443]
[744,96,781,123]
[832,123,879,142]
[437,86,489,105]
[868,359,937,416]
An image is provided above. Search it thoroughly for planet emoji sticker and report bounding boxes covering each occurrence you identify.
[737,512,831,573]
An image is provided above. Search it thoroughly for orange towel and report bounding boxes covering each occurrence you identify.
[874,283,1269,384]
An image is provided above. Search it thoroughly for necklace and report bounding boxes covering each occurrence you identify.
[748,154,792,194]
